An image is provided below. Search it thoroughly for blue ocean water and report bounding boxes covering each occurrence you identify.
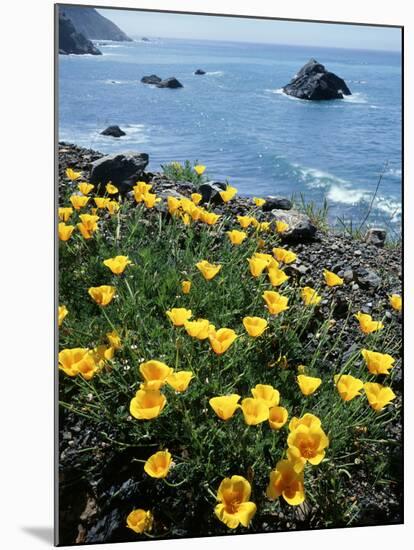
[59,37,402,230]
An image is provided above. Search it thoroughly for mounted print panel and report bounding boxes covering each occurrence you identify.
[56,3,403,545]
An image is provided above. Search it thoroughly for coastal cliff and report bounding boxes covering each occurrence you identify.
[61,6,132,42]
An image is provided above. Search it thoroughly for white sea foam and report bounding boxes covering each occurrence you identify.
[295,164,347,189]
[342,92,367,104]
[327,184,370,205]
[206,71,224,76]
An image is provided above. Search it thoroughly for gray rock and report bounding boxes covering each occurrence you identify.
[141,74,162,85]
[90,151,149,195]
[365,228,387,247]
[353,267,381,290]
[156,77,183,89]
[100,125,126,138]
[283,58,351,100]
[199,181,228,204]
[343,270,354,283]
[262,196,293,212]
[271,209,317,242]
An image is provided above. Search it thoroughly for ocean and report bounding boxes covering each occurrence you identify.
[58,37,402,231]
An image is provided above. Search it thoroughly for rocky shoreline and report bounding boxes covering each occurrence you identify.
[58,142,402,544]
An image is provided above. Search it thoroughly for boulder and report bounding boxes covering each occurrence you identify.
[90,152,149,195]
[198,181,228,204]
[365,228,387,247]
[100,125,126,138]
[353,268,381,290]
[262,196,292,212]
[141,74,162,85]
[194,69,206,75]
[271,209,317,242]
[282,58,351,100]
[156,77,183,89]
[58,13,102,56]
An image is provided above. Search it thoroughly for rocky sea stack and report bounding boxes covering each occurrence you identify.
[100,125,126,138]
[283,58,352,100]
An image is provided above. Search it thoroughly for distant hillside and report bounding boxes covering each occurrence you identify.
[58,12,102,55]
[60,6,132,42]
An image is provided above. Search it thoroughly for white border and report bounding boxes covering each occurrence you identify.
[1,0,411,548]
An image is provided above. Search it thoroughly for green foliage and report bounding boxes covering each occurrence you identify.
[59,184,401,535]
[161,160,207,187]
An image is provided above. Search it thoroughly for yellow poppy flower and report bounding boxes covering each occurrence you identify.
[275,220,289,233]
[58,305,68,327]
[59,347,87,376]
[288,413,321,432]
[301,286,322,306]
[184,318,212,340]
[78,182,94,195]
[272,248,297,264]
[70,194,89,210]
[243,316,268,337]
[196,260,222,280]
[364,382,396,411]
[126,509,153,534]
[209,394,240,420]
[166,371,194,392]
[334,374,364,401]
[258,221,271,232]
[58,222,75,242]
[241,398,269,425]
[361,349,395,375]
[144,193,161,209]
[167,196,181,215]
[215,475,257,529]
[194,164,206,175]
[66,168,82,181]
[201,211,221,225]
[133,182,152,203]
[227,229,247,245]
[262,290,289,315]
[106,330,122,350]
[219,185,237,203]
[253,197,266,207]
[251,384,280,407]
[237,215,255,229]
[191,192,202,205]
[58,348,97,379]
[268,267,289,287]
[58,207,73,222]
[208,328,237,355]
[389,294,402,311]
[88,285,116,306]
[106,183,119,194]
[181,280,191,294]
[106,200,120,215]
[297,374,322,396]
[93,197,110,209]
[144,450,172,478]
[139,360,173,390]
[323,269,344,287]
[248,257,268,277]
[130,388,167,420]
[268,406,289,430]
[266,459,305,505]
[166,308,192,326]
[287,424,329,465]
[103,255,132,275]
[354,312,384,334]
